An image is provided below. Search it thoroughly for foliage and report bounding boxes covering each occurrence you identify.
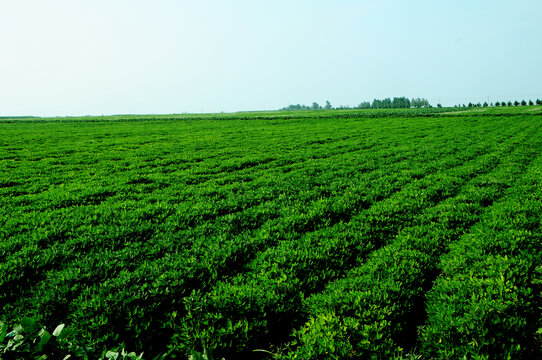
[420,154,542,359]
[1,107,541,359]
[0,317,144,360]
[280,96,427,111]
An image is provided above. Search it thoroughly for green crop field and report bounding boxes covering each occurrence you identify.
[1,107,541,359]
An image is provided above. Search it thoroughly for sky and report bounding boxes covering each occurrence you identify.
[1,0,541,116]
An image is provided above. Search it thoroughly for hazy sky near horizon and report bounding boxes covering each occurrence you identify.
[1,0,541,116]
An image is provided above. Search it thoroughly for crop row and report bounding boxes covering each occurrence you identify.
[285,121,542,359]
[0,119,462,296]
[179,120,539,358]
[1,114,540,358]
[1,125,488,354]
[420,152,542,358]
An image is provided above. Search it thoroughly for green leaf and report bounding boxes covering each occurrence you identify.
[105,350,120,359]
[53,324,66,337]
[13,324,24,334]
[38,330,52,351]
[0,321,7,343]
[21,317,39,334]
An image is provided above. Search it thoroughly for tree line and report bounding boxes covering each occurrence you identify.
[457,99,542,108]
[280,98,542,111]
[280,97,431,111]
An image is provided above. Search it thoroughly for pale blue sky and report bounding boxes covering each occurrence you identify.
[1,0,541,116]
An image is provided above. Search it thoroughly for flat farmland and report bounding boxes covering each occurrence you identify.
[0,108,541,359]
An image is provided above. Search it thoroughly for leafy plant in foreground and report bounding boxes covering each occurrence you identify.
[0,317,144,360]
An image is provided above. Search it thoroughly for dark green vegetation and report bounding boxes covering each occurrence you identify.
[1,107,541,359]
[280,97,429,111]
[280,98,542,111]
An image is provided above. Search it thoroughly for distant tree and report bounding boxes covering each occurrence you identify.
[514,101,520,106]
[462,104,466,107]
[536,99,542,105]
[357,101,371,109]
[364,96,430,109]
[380,98,391,108]
[280,104,313,111]
[476,103,482,107]
[411,98,431,108]
[324,100,332,110]
[372,99,382,109]
[483,102,488,107]
[437,103,442,108]
[391,97,411,109]
[468,102,473,107]
[520,100,526,106]
[312,102,321,110]
[495,102,500,107]
[490,102,493,107]
[528,100,534,106]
